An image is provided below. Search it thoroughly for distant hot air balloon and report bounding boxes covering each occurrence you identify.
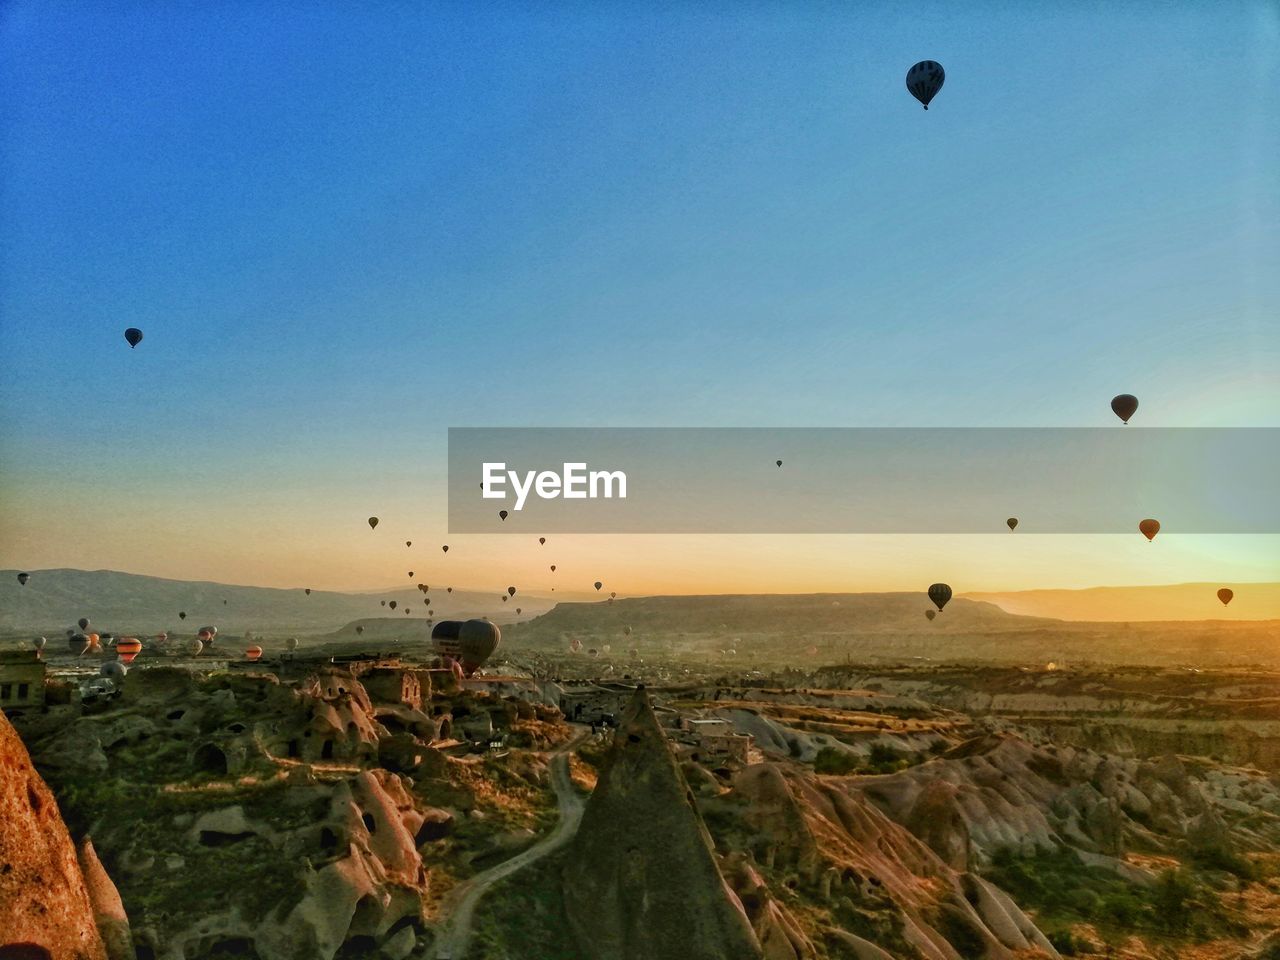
[389,601,397,610]
[610,592,617,598]
[501,595,507,602]
[189,638,204,656]
[550,565,556,572]
[539,537,546,545]
[179,611,187,620]
[368,516,379,530]
[1006,518,1018,531]
[17,572,30,586]
[78,618,90,631]
[1217,588,1233,606]
[408,571,414,578]
[355,625,364,635]
[447,587,452,593]
[925,610,937,621]
[906,60,945,109]
[623,625,632,636]
[507,586,517,597]
[776,460,782,467]
[116,637,142,664]
[570,638,582,652]
[406,540,412,547]
[1111,394,1139,424]
[287,636,299,650]
[305,588,311,595]
[381,600,386,606]
[442,545,449,553]
[245,645,263,662]
[1139,519,1160,541]
[33,636,46,651]
[927,583,952,611]
[515,607,521,614]
[124,328,143,348]
[499,510,508,521]
[594,582,603,591]
[101,660,127,681]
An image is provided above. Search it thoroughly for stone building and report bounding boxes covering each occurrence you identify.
[0,650,47,714]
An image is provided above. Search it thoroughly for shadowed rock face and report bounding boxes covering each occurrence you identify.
[0,711,108,960]
[562,688,764,960]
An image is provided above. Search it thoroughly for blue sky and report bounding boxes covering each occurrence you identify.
[1,1,1277,592]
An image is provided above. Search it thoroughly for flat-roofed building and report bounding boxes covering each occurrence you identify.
[0,651,47,713]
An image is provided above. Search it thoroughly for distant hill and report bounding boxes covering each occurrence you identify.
[0,568,551,635]
[964,582,1280,622]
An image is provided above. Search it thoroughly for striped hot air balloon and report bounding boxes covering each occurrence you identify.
[116,637,142,664]
[245,645,263,662]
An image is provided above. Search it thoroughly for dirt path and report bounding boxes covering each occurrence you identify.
[430,728,590,959]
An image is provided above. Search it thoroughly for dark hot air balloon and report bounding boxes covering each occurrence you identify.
[1139,519,1160,541]
[101,660,126,681]
[33,636,46,651]
[1111,394,1139,424]
[594,581,603,591]
[305,588,311,595]
[406,540,412,547]
[17,572,30,586]
[925,610,937,621]
[927,583,952,611]
[368,516,379,530]
[550,565,556,572]
[776,460,782,467]
[124,328,143,348]
[78,618,90,630]
[287,636,299,650]
[1217,588,1233,606]
[906,60,945,109]
[389,601,397,610]
[507,586,516,597]
[442,545,449,553]
[516,607,521,614]
[432,619,501,676]
[179,611,186,620]
[499,510,508,521]
[355,625,364,635]
[539,537,546,545]
[1006,518,1018,531]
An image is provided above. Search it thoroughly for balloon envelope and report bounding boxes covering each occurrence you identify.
[368,516,379,529]
[1217,588,1233,606]
[906,60,945,109]
[925,610,937,621]
[1111,394,1139,424]
[124,328,143,348]
[17,572,29,585]
[245,645,263,662]
[927,583,952,611]
[1139,519,1160,541]
[1006,518,1018,531]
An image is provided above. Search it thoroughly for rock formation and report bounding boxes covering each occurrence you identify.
[562,687,764,960]
[1,710,110,960]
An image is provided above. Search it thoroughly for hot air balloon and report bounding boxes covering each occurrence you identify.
[156,631,168,642]
[431,619,501,676]
[189,638,204,656]
[368,516,379,530]
[906,60,945,109]
[925,610,937,621]
[389,601,397,610]
[381,600,386,606]
[305,588,311,595]
[539,537,546,545]
[124,328,143,348]
[776,460,782,467]
[507,586,517,597]
[408,571,414,578]
[356,625,364,635]
[446,587,452,593]
[515,607,521,614]
[610,592,616,599]
[179,611,187,620]
[17,572,29,586]
[1217,588,1233,606]
[246,646,263,662]
[623,625,632,636]
[33,636,46,651]
[1111,394,1139,424]
[101,660,127,681]
[594,582,603,591]
[442,545,449,553]
[570,638,582,653]
[287,636,299,651]
[116,637,142,664]
[1139,519,1160,541]
[198,628,214,643]
[1006,518,1018,531]
[550,565,556,572]
[406,540,412,547]
[68,633,87,653]
[78,618,90,631]
[928,583,952,611]
[499,510,508,521]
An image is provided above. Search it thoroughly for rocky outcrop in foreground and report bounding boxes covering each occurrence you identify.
[1,709,112,960]
[562,687,765,960]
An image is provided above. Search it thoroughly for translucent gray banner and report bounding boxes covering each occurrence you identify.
[447,428,1279,534]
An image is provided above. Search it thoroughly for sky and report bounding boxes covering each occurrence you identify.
[1,1,1277,599]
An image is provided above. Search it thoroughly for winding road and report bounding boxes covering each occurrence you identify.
[430,728,590,959]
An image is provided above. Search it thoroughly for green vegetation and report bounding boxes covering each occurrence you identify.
[470,851,586,960]
[812,743,913,775]
[986,847,1242,944]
